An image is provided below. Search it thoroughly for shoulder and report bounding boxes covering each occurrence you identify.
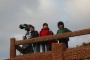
[48,28,53,32]
[49,30,54,34]
[64,28,68,30]
[57,29,60,32]
[34,30,38,32]
[64,28,71,32]
[57,29,60,34]
[34,30,38,33]
[49,29,52,32]
[40,28,43,32]
[39,29,42,33]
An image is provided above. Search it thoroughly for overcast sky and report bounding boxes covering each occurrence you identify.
[0,0,90,59]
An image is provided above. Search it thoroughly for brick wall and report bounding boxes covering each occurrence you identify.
[10,52,52,60]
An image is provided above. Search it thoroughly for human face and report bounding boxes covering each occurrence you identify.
[29,27,34,32]
[43,25,48,28]
[59,25,63,29]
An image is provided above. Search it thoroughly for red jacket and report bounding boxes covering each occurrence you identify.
[39,28,57,44]
[39,28,53,37]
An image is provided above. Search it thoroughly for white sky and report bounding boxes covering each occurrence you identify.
[0,0,90,59]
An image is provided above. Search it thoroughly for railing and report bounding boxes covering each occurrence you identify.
[10,28,90,60]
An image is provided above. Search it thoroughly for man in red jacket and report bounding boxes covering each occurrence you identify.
[39,23,57,52]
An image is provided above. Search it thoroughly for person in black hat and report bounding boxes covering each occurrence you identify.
[57,21,71,48]
[22,25,40,54]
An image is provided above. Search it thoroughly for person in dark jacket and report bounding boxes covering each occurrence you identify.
[39,23,57,52]
[57,21,71,48]
[22,25,40,54]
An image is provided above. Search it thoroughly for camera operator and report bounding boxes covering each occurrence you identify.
[22,25,40,54]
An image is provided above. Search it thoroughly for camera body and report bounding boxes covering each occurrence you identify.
[19,24,32,31]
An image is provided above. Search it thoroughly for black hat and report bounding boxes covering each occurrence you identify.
[57,21,64,28]
[29,25,34,29]
[43,23,48,26]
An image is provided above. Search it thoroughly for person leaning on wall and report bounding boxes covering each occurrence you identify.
[22,25,40,54]
[57,21,71,48]
[39,23,57,52]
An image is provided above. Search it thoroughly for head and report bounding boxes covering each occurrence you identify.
[29,25,34,32]
[43,23,48,28]
[57,21,64,29]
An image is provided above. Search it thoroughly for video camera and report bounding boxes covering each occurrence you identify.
[19,24,32,31]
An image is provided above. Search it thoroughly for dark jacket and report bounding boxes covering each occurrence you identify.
[30,31,38,38]
[26,31,38,38]
[23,30,38,54]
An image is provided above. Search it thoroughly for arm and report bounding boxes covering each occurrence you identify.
[39,31,42,37]
[57,30,59,34]
[49,30,54,35]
